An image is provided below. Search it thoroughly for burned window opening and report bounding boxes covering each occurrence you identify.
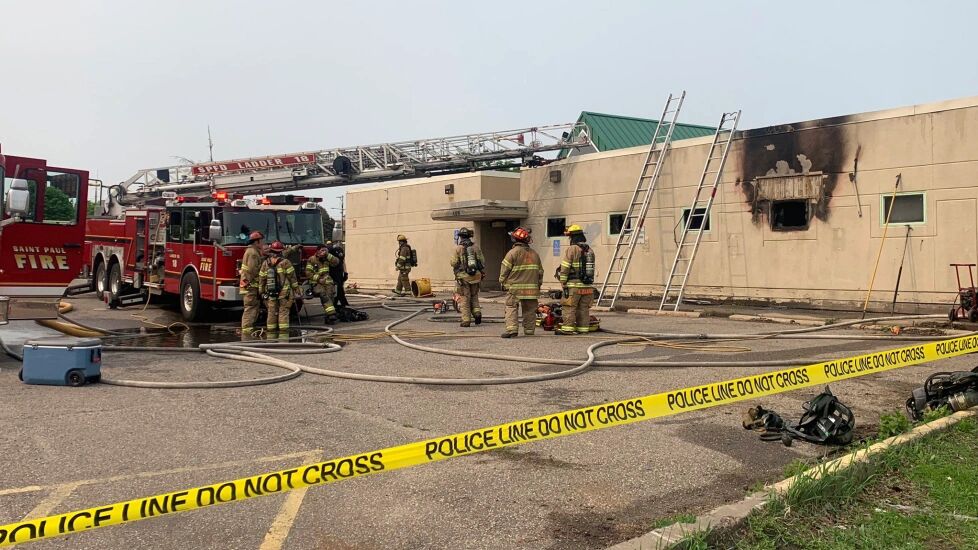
[681,207,711,231]
[771,200,810,231]
[609,213,626,235]
[546,217,566,238]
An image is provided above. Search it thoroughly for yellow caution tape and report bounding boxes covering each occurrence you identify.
[2,334,976,546]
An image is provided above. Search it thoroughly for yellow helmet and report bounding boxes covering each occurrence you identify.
[396,234,407,241]
[565,224,584,235]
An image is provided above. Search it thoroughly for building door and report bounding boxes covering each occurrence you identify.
[475,221,517,290]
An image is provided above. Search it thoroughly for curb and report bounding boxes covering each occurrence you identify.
[607,409,978,550]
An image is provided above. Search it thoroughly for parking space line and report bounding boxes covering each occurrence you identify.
[0,450,319,497]
[259,451,324,550]
[23,483,80,520]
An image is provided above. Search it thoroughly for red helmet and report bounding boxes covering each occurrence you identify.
[269,241,285,253]
[510,227,532,243]
[248,230,264,243]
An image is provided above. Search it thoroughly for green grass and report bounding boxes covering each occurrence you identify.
[724,418,978,549]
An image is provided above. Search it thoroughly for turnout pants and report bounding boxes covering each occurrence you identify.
[456,281,481,323]
[562,288,594,333]
[504,293,538,335]
[395,269,411,294]
[265,297,294,333]
[314,283,337,316]
[242,291,260,334]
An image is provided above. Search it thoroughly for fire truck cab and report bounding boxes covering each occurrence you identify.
[85,194,325,321]
[0,144,90,322]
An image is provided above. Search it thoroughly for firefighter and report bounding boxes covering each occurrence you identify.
[306,245,341,323]
[259,241,301,338]
[327,243,350,309]
[498,227,543,338]
[557,224,596,335]
[450,227,485,327]
[394,234,414,296]
[238,230,265,337]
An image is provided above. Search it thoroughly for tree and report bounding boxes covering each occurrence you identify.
[87,201,100,216]
[43,186,75,222]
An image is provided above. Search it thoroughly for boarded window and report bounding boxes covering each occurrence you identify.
[771,200,809,231]
[882,194,925,224]
[546,217,566,238]
[681,207,711,231]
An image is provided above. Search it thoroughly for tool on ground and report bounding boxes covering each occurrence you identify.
[862,173,902,318]
[660,110,742,312]
[743,387,855,446]
[891,225,913,313]
[906,366,978,421]
[595,92,687,309]
[948,263,978,322]
[536,302,562,331]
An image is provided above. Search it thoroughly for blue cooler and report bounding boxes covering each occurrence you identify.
[20,337,102,387]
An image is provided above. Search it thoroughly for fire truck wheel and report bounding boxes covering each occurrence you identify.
[108,263,125,308]
[94,262,107,300]
[180,273,207,321]
[66,369,86,387]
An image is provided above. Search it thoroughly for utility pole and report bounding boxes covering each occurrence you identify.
[340,195,345,240]
[207,126,214,162]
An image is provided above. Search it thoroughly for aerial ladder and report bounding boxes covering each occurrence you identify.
[105,123,591,214]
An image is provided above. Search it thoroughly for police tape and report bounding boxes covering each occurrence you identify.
[2,333,977,546]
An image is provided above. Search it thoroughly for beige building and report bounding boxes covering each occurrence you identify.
[345,95,978,312]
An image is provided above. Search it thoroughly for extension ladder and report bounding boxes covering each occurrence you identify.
[595,92,686,309]
[659,110,741,311]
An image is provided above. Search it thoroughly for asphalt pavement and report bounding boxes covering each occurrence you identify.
[0,294,971,549]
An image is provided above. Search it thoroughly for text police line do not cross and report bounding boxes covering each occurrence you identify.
[1,337,974,546]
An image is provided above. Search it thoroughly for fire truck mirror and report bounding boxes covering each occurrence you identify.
[5,179,31,218]
[208,219,223,242]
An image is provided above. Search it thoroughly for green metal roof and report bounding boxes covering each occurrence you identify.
[560,111,716,158]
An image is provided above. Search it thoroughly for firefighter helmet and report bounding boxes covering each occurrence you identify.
[396,234,407,242]
[565,224,584,235]
[248,230,264,243]
[269,241,285,253]
[457,227,473,239]
[510,226,532,243]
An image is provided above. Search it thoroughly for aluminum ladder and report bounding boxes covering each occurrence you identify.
[595,92,686,309]
[659,110,741,311]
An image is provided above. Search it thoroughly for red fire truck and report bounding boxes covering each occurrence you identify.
[85,122,590,321]
[0,144,90,322]
[85,193,325,320]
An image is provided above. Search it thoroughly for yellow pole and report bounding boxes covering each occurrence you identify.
[862,174,902,318]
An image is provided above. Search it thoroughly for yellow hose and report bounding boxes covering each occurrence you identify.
[36,301,106,337]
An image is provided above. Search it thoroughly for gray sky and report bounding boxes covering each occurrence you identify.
[2,0,976,218]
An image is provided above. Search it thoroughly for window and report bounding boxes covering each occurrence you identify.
[168,210,183,242]
[681,207,711,231]
[276,210,324,245]
[771,200,809,231]
[882,193,925,224]
[42,171,80,224]
[609,213,627,235]
[546,217,566,238]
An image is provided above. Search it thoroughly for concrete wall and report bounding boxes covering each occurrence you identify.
[345,172,519,290]
[345,95,978,311]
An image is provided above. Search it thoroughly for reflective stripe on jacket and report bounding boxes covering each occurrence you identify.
[499,243,543,298]
[239,245,263,292]
[306,254,339,286]
[259,257,300,299]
